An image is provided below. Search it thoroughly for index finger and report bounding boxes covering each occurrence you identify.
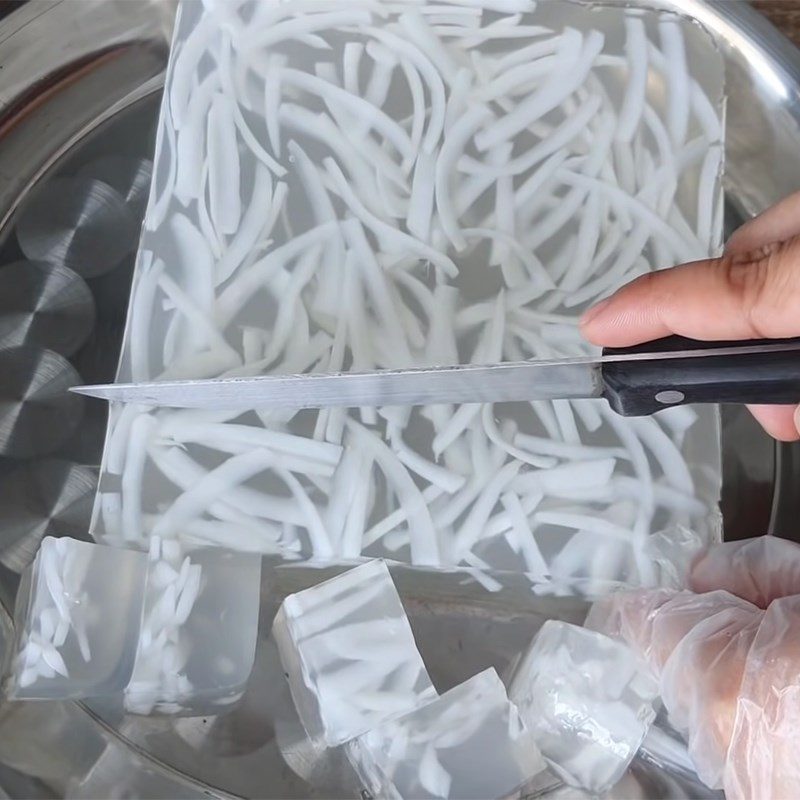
[726,189,800,256]
[579,239,800,347]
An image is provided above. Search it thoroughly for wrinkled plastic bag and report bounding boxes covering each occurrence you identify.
[587,536,800,799]
[640,524,706,590]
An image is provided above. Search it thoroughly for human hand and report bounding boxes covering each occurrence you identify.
[580,189,800,441]
[587,536,800,799]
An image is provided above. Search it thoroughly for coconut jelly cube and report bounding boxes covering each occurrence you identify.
[124,538,261,715]
[5,536,148,699]
[508,621,658,793]
[347,668,546,800]
[272,559,435,745]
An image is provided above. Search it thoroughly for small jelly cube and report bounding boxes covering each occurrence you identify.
[5,536,148,699]
[508,621,658,793]
[272,559,435,745]
[124,538,261,715]
[347,668,546,800]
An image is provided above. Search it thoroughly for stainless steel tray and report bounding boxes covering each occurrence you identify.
[0,1,798,798]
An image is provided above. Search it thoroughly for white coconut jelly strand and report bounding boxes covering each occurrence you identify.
[207,93,242,235]
[10,538,150,699]
[125,537,261,715]
[94,0,725,592]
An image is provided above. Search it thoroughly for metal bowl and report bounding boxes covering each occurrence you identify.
[0,1,797,798]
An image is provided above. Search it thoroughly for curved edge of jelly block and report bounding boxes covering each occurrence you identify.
[346,667,548,800]
[5,536,149,701]
[507,620,659,794]
[273,559,436,747]
[124,543,263,717]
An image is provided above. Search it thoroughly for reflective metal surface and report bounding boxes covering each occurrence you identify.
[0,0,797,798]
[0,459,96,574]
[15,177,137,278]
[0,4,174,792]
[0,0,172,235]
[75,359,605,410]
[0,261,94,357]
[0,347,83,459]
[77,155,154,220]
[74,339,800,411]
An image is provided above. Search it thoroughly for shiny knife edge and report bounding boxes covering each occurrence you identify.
[70,340,800,410]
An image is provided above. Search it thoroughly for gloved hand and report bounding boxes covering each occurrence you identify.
[579,191,800,797]
[587,537,800,799]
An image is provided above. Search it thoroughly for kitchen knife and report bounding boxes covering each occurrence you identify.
[71,335,800,417]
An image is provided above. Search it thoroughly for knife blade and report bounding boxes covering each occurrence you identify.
[71,336,800,417]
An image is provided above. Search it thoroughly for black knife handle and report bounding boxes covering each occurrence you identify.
[601,335,800,416]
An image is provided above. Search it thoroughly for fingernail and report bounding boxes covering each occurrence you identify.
[580,297,612,328]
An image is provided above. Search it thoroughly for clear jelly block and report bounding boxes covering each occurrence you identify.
[124,538,261,715]
[92,0,726,590]
[4,536,148,699]
[508,620,658,794]
[346,668,546,800]
[272,559,436,746]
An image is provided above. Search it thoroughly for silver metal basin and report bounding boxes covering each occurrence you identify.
[0,1,797,798]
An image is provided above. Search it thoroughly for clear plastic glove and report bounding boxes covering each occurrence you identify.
[579,189,800,797]
[691,536,800,607]
[587,536,800,799]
